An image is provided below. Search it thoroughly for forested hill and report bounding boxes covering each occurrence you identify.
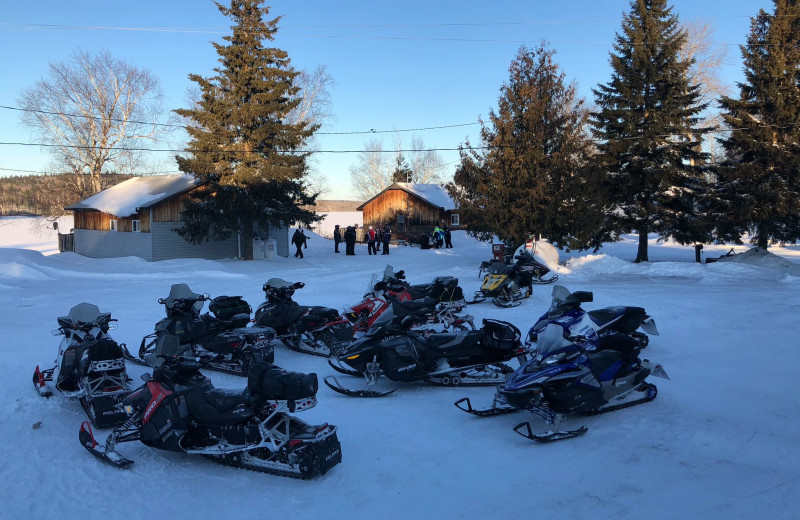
[0,173,133,216]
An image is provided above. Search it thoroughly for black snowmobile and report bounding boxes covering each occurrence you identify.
[135,284,275,376]
[254,278,353,358]
[376,265,468,311]
[470,250,557,308]
[33,303,132,428]
[79,356,342,479]
[324,305,526,397]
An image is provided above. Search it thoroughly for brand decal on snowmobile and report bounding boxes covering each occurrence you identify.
[397,364,417,372]
[325,448,341,462]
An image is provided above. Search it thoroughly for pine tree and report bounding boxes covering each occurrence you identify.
[451,43,597,250]
[591,0,711,262]
[715,0,800,249]
[391,155,414,183]
[173,0,319,257]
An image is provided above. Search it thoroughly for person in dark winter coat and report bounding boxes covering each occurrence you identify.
[291,229,308,258]
[366,226,378,255]
[444,225,453,248]
[344,225,357,255]
[381,226,391,255]
[333,224,341,253]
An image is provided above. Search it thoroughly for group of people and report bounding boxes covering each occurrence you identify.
[333,224,392,256]
[295,221,452,259]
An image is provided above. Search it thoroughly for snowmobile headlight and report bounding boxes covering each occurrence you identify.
[542,353,563,365]
[346,354,360,360]
[123,405,135,415]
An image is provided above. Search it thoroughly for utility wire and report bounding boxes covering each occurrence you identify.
[0,104,478,135]
[2,121,798,155]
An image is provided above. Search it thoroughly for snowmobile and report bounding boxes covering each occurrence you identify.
[526,285,659,352]
[33,303,132,428]
[135,284,275,376]
[455,322,669,442]
[345,265,474,335]
[78,356,342,479]
[253,278,354,358]
[324,306,525,397]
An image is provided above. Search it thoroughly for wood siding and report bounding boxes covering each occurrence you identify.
[73,209,150,233]
[361,188,452,237]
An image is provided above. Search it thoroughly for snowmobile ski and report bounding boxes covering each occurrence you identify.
[491,296,522,308]
[78,421,133,468]
[513,422,588,443]
[323,376,397,398]
[453,397,518,417]
[327,359,363,377]
[531,274,559,285]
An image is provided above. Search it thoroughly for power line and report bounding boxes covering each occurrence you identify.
[0,104,478,135]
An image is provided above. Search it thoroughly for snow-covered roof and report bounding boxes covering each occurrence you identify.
[66,174,199,217]
[358,183,456,210]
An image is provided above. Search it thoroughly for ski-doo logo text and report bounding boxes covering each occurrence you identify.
[397,364,416,372]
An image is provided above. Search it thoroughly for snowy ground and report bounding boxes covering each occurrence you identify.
[1,216,799,520]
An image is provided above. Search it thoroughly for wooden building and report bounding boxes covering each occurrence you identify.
[66,174,289,261]
[357,183,460,239]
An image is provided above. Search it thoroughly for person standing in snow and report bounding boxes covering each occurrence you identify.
[366,226,378,255]
[444,225,452,248]
[291,229,308,258]
[381,225,391,255]
[333,224,341,253]
[344,225,357,255]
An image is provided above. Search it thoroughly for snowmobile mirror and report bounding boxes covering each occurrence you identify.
[141,373,151,382]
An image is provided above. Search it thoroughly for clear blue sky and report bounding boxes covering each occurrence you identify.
[0,0,772,199]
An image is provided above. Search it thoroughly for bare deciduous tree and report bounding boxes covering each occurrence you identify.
[18,50,171,197]
[349,135,445,201]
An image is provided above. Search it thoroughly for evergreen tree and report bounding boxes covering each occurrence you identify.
[391,155,414,183]
[451,43,597,250]
[715,0,800,249]
[173,0,319,257]
[591,0,711,262]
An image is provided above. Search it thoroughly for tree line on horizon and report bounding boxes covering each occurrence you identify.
[10,0,800,261]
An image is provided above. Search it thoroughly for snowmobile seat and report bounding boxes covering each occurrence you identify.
[588,306,647,334]
[184,388,255,425]
[482,319,522,351]
[422,330,483,353]
[209,295,251,321]
[247,363,318,403]
[390,296,437,317]
[309,306,341,321]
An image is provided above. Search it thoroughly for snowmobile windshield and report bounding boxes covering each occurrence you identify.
[382,264,396,282]
[547,286,572,314]
[165,283,205,314]
[488,261,508,275]
[265,278,292,290]
[365,305,396,337]
[63,302,107,327]
[536,323,573,357]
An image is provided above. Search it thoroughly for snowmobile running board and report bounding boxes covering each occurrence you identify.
[513,421,588,443]
[79,422,133,468]
[453,397,518,417]
[323,376,397,398]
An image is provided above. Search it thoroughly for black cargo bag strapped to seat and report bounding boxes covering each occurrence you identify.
[247,363,318,410]
[481,319,522,351]
[209,296,251,321]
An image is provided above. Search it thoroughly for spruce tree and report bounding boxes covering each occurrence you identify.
[715,0,800,249]
[391,155,414,183]
[173,0,319,257]
[591,0,711,262]
[451,43,596,250]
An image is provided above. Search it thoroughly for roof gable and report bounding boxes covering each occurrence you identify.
[66,174,199,217]
[357,183,456,210]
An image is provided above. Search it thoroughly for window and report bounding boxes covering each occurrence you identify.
[450,213,460,226]
[396,213,405,224]
[109,219,118,231]
[132,220,140,232]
